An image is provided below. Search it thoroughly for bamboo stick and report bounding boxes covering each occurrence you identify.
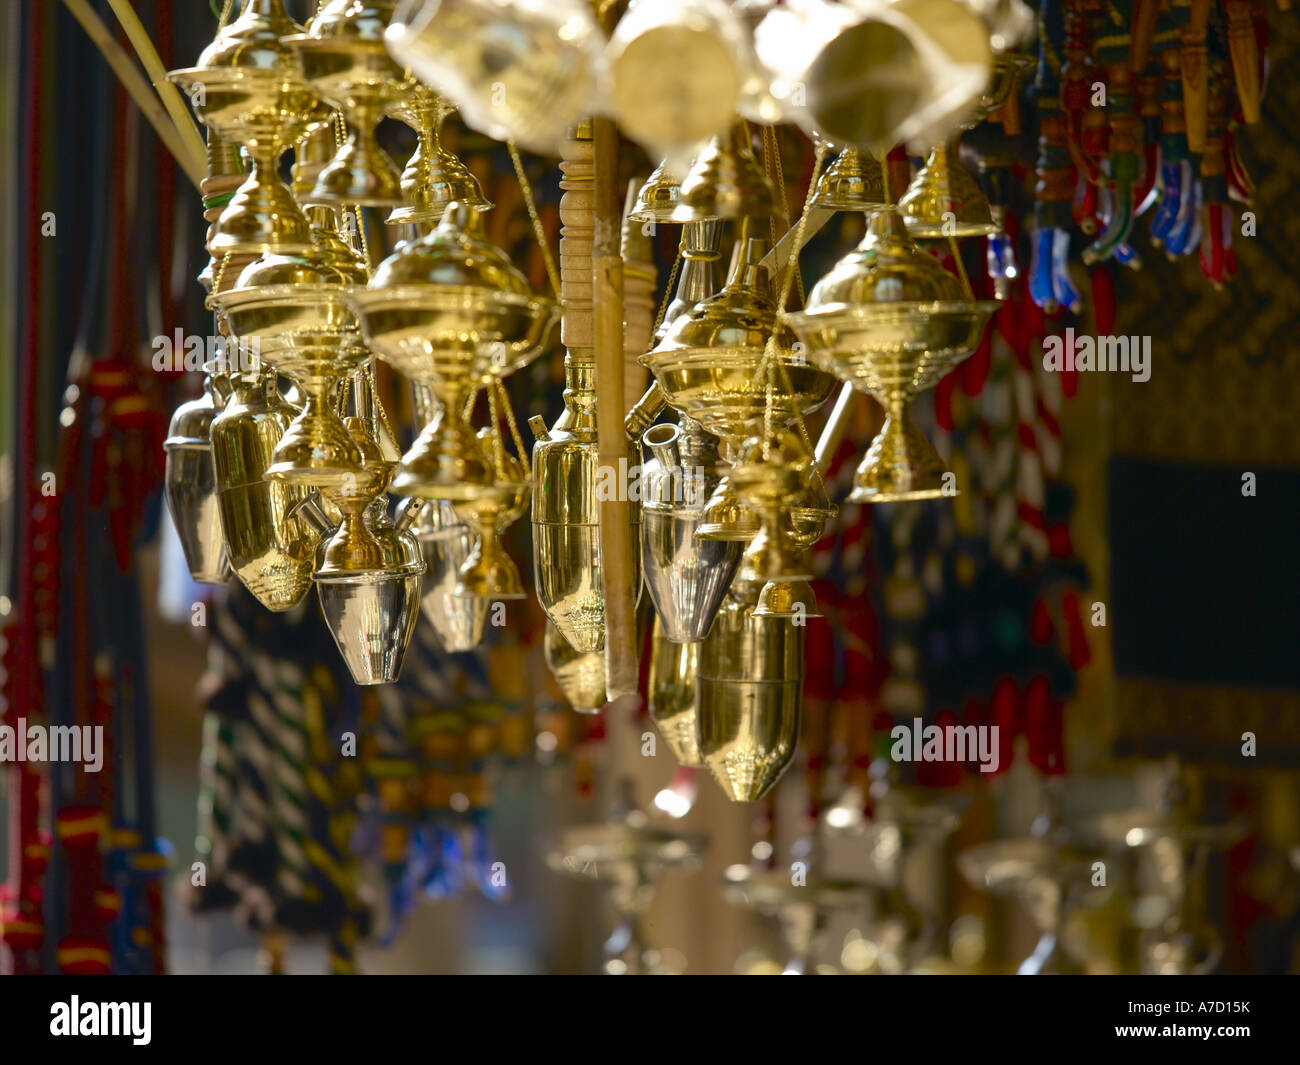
[62,0,205,189]
[592,117,638,701]
[104,0,208,176]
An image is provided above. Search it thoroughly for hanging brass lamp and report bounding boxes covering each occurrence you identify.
[387,86,492,227]
[351,201,557,502]
[785,208,998,502]
[169,0,331,256]
[286,0,416,208]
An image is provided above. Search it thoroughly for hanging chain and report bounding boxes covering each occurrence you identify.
[770,128,804,307]
[651,230,686,336]
[355,206,370,271]
[336,372,351,418]
[204,249,233,311]
[367,359,397,450]
[948,234,976,302]
[494,378,528,464]
[761,141,829,462]
[486,377,506,477]
[508,141,561,300]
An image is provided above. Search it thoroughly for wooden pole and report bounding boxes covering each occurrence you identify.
[591,117,639,701]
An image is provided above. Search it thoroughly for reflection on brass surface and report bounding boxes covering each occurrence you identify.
[217,237,370,488]
[627,159,681,224]
[170,0,330,256]
[288,0,415,207]
[353,203,556,500]
[533,349,642,653]
[640,421,740,643]
[210,370,317,611]
[387,87,492,226]
[697,576,804,802]
[649,619,701,766]
[671,124,781,223]
[810,147,888,213]
[544,622,606,715]
[164,368,231,584]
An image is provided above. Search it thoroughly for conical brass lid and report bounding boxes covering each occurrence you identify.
[804,207,965,309]
[369,202,530,295]
[810,147,888,213]
[898,145,998,238]
[671,125,783,223]
[628,158,681,223]
[649,237,794,356]
[194,0,305,74]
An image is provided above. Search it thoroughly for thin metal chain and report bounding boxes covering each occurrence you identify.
[494,378,528,463]
[651,231,686,336]
[355,207,370,271]
[771,128,804,307]
[508,141,561,300]
[218,0,233,30]
[948,234,976,302]
[486,378,505,477]
[204,249,233,310]
[367,359,397,451]
[761,141,829,461]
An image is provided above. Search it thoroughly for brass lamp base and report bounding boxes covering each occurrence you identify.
[311,126,405,208]
[849,407,952,503]
[393,410,497,501]
[210,165,317,257]
[265,409,364,487]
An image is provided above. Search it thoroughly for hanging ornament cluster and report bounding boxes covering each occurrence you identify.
[158,0,1274,812]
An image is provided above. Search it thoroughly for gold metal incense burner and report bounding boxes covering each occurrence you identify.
[409,384,488,651]
[697,566,805,803]
[544,621,607,715]
[453,429,530,602]
[672,123,782,223]
[351,202,557,502]
[640,420,740,644]
[209,364,319,611]
[627,158,682,225]
[531,344,643,653]
[648,618,701,765]
[169,0,330,257]
[287,0,415,208]
[786,208,997,503]
[729,430,824,621]
[810,146,888,213]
